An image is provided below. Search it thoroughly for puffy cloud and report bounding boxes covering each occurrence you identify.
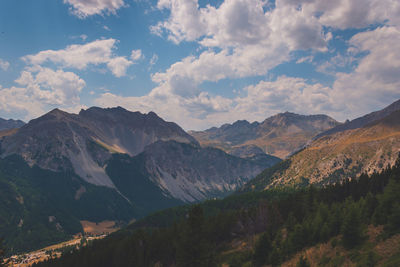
[94,26,400,129]
[151,45,289,98]
[107,57,133,77]
[150,0,330,99]
[94,76,336,129]
[94,91,234,130]
[199,0,271,47]
[234,76,335,119]
[150,0,398,99]
[130,49,143,61]
[0,58,10,71]
[279,0,400,29]
[152,0,207,43]
[23,39,115,69]
[23,39,134,77]
[136,0,400,129]
[154,0,329,49]
[0,86,46,119]
[0,68,86,120]
[15,67,85,106]
[268,4,329,51]
[63,0,126,18]
[330,26,400,118]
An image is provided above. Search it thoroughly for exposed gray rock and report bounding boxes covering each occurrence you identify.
[141,141,270,202]
[0,107,198,188]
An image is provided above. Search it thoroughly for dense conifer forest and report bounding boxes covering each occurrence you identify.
[32,154,400,266]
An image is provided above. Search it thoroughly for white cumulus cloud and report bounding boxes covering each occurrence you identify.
[0,67,86,120]
[329,26,400,118]
[149,0,331,99]
[279,0,400,30]
[63,0,126,18]
[23,39,134,77]
[94,24,400,129]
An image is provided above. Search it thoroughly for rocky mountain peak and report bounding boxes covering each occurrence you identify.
[0,106,199,187]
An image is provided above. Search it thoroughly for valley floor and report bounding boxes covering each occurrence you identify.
[5,220,120,267]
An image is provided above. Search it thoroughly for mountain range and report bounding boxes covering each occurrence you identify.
[1,99,400,255]
[242,100,400,191]
[0,107,275,202]
[0,107,278,252]
[190,112,340,159]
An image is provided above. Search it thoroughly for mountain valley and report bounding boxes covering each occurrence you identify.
[1,100,400,264]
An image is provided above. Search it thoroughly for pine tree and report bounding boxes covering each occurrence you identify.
[286,212,297,232]
[341,203,364,248]
[176,205,215,267]
[386,203,400,234]
[253,232,271,266]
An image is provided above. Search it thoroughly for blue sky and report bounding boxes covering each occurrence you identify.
[0,0,399,130]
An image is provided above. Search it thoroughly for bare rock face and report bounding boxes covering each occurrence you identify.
[141,141,271,202]
[0,107,198,188]
[190,112,340,159]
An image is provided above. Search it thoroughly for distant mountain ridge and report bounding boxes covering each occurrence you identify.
[0,117,25,131]
[190,112,340,158]
[241,99,400,191]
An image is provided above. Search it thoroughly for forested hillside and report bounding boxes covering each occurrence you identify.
[32,154,400,267]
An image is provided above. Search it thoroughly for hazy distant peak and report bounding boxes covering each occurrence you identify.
[191,111,340,159]
[0,117,25,131]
